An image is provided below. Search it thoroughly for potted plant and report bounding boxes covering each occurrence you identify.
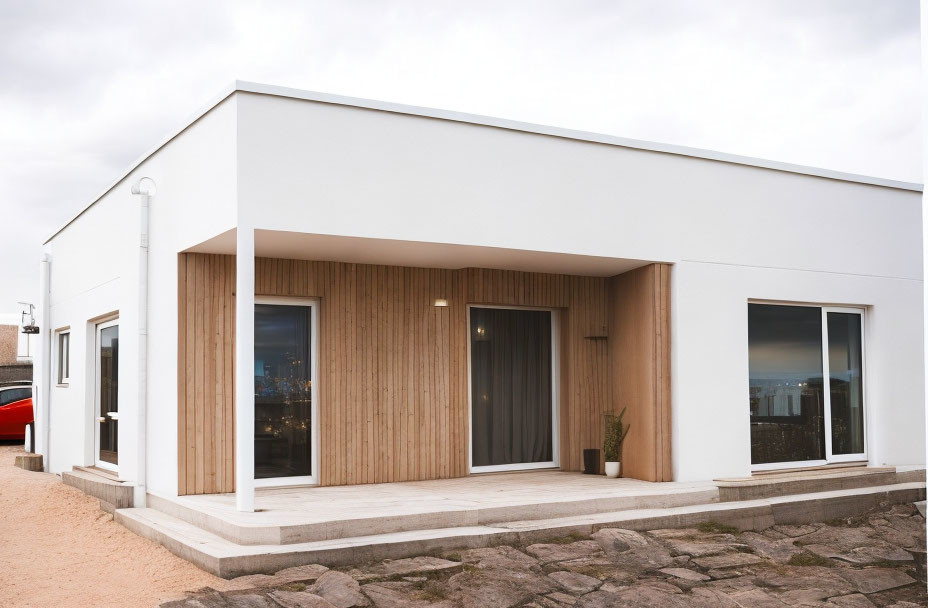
[603,408,630,478]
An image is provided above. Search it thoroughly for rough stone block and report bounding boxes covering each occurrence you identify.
[14,453,43,472]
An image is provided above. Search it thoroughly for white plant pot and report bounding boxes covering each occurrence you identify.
[605,461,621,478]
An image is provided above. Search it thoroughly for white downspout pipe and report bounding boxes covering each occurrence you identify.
[131,177,155,508]
[37,254,51,464]
[920,0,927,592]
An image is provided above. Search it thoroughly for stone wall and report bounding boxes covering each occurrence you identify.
[0,364,32,385]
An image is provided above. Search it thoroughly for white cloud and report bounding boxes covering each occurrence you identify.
[0,0,920,311]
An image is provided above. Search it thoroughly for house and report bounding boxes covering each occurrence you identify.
[0,312,35,384]
[33,81,926,520]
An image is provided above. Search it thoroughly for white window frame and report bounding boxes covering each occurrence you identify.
[56,328,70,386]
[467,304,561,474]
[94,317,120,472]
[749,301,868,472]
[252,296,320,488]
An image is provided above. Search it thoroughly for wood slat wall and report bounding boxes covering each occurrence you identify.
[177,254,670,494]
[608,263,673,482]
[177,254,236,495]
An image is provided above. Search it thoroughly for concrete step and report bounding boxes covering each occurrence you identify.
[714,466,924,501]
[146,484,721,546]
[62,468,134,512]
[115,481,926,579]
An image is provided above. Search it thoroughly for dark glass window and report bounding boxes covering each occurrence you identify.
[254,304,312,479]
[748,304,825,464]
[0,387,31,407]
[470,307,553,468]
[98,325,118,465]
[828,312,864,455]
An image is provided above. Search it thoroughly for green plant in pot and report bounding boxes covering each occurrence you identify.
[603,408,630,478]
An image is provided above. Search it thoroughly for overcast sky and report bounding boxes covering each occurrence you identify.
[0,0,921,313]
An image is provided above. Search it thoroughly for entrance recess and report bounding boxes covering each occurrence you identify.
[468,305,559,473]
[95,319,119,470]
[748,303,866,470]
[253,297,318,486]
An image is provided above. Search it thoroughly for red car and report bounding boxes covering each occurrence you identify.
[0,385,33,440]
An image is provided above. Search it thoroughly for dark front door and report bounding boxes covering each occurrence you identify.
[469,306,556,472]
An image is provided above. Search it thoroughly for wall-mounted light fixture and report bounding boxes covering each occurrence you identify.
[433,298,449,307]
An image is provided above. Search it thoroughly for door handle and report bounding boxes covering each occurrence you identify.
[107,412,119,420]
[96,417,106,423]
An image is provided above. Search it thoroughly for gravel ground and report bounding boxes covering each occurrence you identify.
[166,503,928,607]
[1,441,925,607]
[0,443,233,608]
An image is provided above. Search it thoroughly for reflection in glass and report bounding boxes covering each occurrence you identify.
[254,304,312,479]
[748,304,824,464]
[470,307,553,467]
[828,313,864,455]
[99,325,119,465]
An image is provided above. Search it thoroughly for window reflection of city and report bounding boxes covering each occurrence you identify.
[749,374,861,462]
[749,377,824,463]
[255,348,312,479]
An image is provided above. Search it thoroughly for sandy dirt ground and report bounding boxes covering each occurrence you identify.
[0,443,232,608]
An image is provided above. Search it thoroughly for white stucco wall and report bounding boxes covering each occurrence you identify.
[672,261,924,481]
[41,97,237,497]
[44,182,137,477]
[40,88,925,494]
[236,92,925,481]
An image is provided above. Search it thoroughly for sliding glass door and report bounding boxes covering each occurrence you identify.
[469,306,559,473]
[748,303,865,469]
[253,298,318,486]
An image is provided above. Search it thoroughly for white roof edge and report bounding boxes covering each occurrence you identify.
[43,83,239,244]
[44,79,923,244]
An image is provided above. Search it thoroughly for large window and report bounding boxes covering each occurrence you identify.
[469,306,558,472]
[254,300,316,484]
[748,303,865,467]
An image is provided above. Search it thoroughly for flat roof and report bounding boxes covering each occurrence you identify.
[45,80,924,244]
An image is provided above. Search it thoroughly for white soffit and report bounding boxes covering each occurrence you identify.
[186,229,651,277]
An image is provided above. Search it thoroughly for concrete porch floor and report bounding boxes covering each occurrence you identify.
[147,472,720,545]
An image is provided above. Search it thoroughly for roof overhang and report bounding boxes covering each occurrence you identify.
[186,229,652,277]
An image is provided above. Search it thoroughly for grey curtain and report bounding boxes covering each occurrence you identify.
[471,307,553,467]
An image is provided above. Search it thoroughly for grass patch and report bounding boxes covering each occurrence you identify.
[278,583,306,592]
[533,532,588,545]
[696,521,739,535]
[788,551,833,567]
[415,582,450,601]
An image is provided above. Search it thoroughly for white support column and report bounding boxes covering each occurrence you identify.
[235,226,255,512]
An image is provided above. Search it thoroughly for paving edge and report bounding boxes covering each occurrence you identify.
[115,482,925,578]
[145,486,721,546]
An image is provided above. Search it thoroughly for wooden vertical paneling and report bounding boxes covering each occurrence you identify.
[177,253,237,495]
[176,256,187,495]
[608,263,673,482]
[178,254,670,494]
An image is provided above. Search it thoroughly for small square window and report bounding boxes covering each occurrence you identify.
[57,332,70,384]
